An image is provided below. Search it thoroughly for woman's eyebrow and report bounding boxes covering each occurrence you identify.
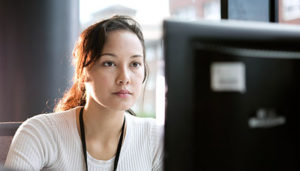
[101,53,143,58]
[100,53,117,57]
[131,55,143,58]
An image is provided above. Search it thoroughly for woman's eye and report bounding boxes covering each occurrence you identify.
[131,62,142,68]
[103,61,116,67]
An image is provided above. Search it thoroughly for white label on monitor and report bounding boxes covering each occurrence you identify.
[211,62,246,93]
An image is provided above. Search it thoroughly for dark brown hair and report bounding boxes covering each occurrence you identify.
[54,15,148,113]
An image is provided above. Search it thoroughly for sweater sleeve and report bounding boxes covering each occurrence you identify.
[150,120,164,171]
[4,114,58,171]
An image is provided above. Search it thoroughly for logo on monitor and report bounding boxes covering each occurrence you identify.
[248,108,286,128]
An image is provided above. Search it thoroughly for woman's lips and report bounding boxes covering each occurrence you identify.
[113,90,132,98]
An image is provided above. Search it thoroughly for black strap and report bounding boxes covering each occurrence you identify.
[79,108,88,171]
[79,108,126,171]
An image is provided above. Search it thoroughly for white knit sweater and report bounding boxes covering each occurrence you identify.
[4,107,164,171]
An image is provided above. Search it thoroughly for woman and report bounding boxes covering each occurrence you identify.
[5,15,164,171]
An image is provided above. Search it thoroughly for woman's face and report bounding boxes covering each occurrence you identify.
[84,30,145,111]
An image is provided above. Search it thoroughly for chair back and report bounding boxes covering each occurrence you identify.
[0,122,22,164]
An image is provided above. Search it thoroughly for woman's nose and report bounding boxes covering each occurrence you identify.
[116,67,130,85]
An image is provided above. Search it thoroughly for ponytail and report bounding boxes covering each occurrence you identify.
[54,81,86,112]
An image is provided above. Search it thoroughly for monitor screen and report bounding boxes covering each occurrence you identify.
[163,19,300,171]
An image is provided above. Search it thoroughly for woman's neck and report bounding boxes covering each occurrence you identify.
[78,100,125,144]
[76,101,126,160]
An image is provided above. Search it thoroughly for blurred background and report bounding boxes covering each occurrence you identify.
[0,0,299,125]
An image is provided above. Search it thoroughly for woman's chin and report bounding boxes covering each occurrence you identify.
[108,103,133,112]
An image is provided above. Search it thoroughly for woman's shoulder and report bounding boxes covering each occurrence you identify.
[125,113,164,169]
[125,113,164,136]
[126,113,157,126]
[19,107,77,133]
[5,108,79,170]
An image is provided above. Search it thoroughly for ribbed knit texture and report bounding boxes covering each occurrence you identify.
[4,107,164,171]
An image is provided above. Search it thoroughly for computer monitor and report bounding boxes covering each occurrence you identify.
[163,19,300,171]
